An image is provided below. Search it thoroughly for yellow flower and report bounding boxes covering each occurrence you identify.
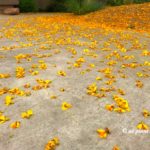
[114,107,126,113]
[96,77,102,80]
[39,63,47,70]
[0,73,10,79]
[38,60,45,63]
[24,83,31,88]
[5,95,14,106]
[59,88,65,92]
[113,95,130,112]
[89,64,95,68]
[83,49,89,53]
[136,80,143,88]
[107,60,116,66]
[74,63,81,68]
[45,137,59,150]
[61,102,72,111]
[76,57,85,63]
[87,83,97,95]
[9,88,25,96]
[117,89,125,95]
[21,109,33,119]
[57,71,66,76]
[0,87,8,95]
[142,50,150,56]
[10,121,21,129]
[97,128,110,138]
[112,145,120,150]
[16,66,25,78]
[31,71,39,76]
[105,104,115,111]
[0,112,9,124]
[142,109,150,118]
[137,122,149,130]
[36,79,52,88]
[136,72,143,77]
[50,95,57,99]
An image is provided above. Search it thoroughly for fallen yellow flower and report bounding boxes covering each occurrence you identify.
[16,66,25,78]
[97,128,110,139]
[21,109,33,119]
[57,70,66,76]
[61,102,72,111]
[10,121,21,129]
[0,112,9,124]
[5,95,14,106]
[45,137,59,150]
[105,104,115,111]
[142,109,150,118]
[112,145,120,150]
[50,95,57,99]
[137,122,149,130]
[0,73,10,79]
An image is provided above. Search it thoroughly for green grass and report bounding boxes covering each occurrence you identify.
[19,0,38,12]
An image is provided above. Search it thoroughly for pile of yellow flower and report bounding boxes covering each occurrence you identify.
[9,88,26,96]
[15,53,32,63]
[32,79,52,90]
[105,95,130,113]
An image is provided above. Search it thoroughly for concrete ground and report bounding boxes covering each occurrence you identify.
[0,14,150,150]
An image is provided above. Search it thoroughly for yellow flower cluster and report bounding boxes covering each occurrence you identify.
[15,53,32,63]
[105,95,130,113]
[32,79,52,90]
[113,95,130,113]
[9,88,26,96]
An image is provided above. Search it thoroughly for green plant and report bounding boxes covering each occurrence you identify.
[107,0,124,5]
[66,0,105,15]
[133,0,150,3]
[107,0,150,5]
[19,0,38,12]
